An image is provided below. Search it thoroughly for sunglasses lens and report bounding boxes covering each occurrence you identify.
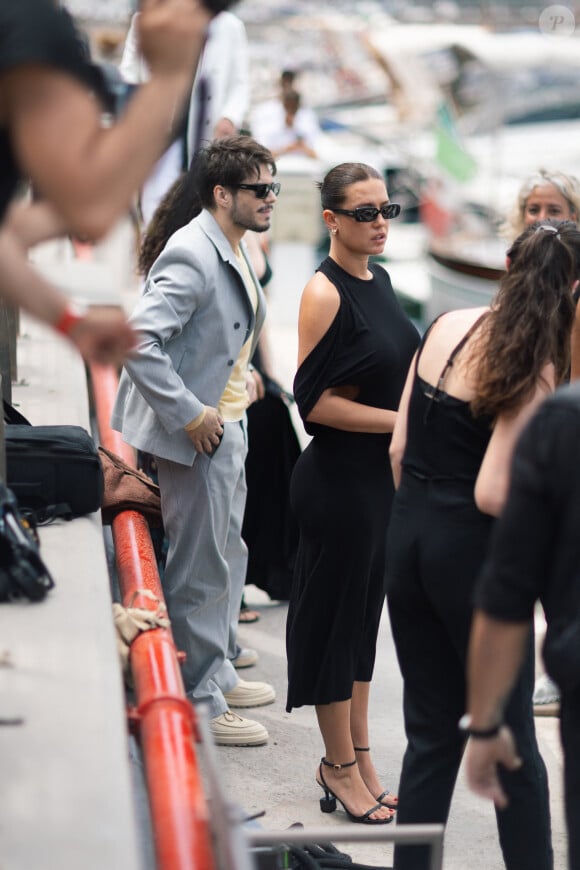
[255,183,281,198]
[353,204,402,220]
[356,208,378,222]
[384,203,401,219]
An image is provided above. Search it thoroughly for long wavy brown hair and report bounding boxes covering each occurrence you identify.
[468,219,580,418]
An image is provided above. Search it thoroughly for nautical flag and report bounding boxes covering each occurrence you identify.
[434,102,477,183]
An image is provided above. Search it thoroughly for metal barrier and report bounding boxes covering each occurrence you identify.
[0,301,17,403]
[89,361,216,870]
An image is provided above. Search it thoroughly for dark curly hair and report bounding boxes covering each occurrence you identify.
[139,135,275,274]
[468,219,580,417]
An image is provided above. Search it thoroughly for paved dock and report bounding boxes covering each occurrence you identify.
[0,314,141,870]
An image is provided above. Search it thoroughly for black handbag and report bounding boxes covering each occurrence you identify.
[3,400,104,523]
[0,482,54,601]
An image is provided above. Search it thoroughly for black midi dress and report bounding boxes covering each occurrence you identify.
[285,256,419,711]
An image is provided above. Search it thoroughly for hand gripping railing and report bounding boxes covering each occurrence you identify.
[89,361,215,870]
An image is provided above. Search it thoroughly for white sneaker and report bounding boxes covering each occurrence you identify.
[209,710,268,746]
[232,646,259,668]
[223,678,276,708]
[533,674,561,716]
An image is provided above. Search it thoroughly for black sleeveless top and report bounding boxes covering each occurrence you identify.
[0,0,105,221]
[293,257,419,437]
[402,314,494,483]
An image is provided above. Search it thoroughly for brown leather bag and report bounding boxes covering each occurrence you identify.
[99,447,162,526]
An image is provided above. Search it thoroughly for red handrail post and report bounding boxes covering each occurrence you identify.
[90,362,216,870]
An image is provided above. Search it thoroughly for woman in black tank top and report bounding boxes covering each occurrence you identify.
[286,162,419,825]
[385,220,580,870]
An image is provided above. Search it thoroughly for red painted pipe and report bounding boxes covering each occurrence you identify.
[89,361,215,870]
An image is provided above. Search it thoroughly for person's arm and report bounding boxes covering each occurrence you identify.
[474,362,555,516]
[570,301,580,381]
[0,226,135,365]
[467,402,561,807]
[4,200,68,249]
[213,14,250,133]
[297,273,396,433]
[284,138,318,159]
[4,0,212,240]
[389,352,417,488]
[464,612,530,808]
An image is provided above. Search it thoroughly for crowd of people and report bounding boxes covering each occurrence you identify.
[3,3,580,869]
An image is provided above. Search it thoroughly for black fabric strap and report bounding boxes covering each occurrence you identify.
[3,399,31,426]
[434,311,489,394]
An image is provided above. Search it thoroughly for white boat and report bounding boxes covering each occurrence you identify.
[372,27,580,320]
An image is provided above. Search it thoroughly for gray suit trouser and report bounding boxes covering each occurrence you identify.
[155,418,248,719]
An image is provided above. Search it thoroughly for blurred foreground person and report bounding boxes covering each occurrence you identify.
[386,220,580,869]
[0,0,214,363]
[466,381,580,870]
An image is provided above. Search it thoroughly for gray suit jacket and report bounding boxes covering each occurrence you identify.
[111,209,266,466]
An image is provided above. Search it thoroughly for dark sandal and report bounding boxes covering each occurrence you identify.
[317,758,393,825]
[354,746,398,810]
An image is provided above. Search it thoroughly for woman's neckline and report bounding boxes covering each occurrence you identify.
[328,256,374,283]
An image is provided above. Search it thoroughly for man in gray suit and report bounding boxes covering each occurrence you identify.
[112,136,280,745]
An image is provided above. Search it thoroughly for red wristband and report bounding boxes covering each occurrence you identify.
[54,303,87,337]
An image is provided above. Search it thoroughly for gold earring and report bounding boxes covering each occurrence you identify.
[330,228,337,235]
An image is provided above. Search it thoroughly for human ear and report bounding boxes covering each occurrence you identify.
[214,185,230,207]
[322,208,337,235]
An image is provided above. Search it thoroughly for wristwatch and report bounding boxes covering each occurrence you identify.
[458,713,502,739]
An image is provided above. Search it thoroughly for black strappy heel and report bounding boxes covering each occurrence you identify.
[354,746,398,810]
[317,757,393,825]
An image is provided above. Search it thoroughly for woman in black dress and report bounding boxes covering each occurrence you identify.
[385,220,580,869]
[286,162,419,824]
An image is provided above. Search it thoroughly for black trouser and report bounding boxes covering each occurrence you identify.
[561,687,580,869]
[386,473,553,870]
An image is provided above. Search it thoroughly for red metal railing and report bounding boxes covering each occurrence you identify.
[90,361,215,870]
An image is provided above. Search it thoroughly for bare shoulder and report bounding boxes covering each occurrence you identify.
[299,271,340,322]
[297,272,340,363]
[418,306,489,390]
[426,306,489,351]
[433,306,489,333]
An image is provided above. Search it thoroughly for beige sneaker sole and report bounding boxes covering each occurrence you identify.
[224,680,276,708]
[533,702,560,718]
[210,713,269,746]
